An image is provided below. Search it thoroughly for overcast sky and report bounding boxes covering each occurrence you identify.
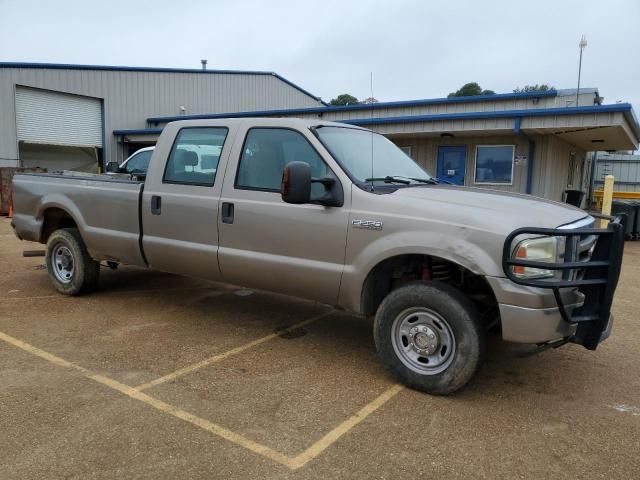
[1,0,638,112]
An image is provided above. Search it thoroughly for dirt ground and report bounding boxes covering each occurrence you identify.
[0,217,639,479]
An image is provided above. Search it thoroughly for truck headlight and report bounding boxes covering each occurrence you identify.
[512,236,560,279]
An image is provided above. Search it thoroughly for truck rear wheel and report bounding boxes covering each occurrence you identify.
[374,281,485,395]
[46,228,100,295]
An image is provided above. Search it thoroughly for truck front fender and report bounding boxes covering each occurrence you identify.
[337,229,503,314]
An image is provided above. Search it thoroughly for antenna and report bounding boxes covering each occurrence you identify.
[370,72,374,191]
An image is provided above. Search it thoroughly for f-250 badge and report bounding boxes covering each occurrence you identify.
[352,219,383,230]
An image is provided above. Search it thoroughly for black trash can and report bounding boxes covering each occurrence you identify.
[630,201,640,240]
[564,189,585,208]
[611,200,635,239]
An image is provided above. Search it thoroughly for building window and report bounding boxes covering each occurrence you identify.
[474,145,514,184]
[400,146,413,158]
[163,127,228,186]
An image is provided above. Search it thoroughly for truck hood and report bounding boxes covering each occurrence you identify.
[390,185,587,233]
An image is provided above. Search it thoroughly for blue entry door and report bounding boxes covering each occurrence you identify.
[437,146,466,185]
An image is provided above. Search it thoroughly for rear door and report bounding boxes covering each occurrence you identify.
[217,123,350,304]
[141,122,234,281]
[437,146,466,185]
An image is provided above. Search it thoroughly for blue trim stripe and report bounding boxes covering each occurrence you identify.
[113,128,164,136]
[0,62,324,103]
[339,104,634,125]
[113,104,639,141]
[147,90,559,124]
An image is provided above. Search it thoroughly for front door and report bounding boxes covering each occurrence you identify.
[218,126,350,305]
[437,146,466,185]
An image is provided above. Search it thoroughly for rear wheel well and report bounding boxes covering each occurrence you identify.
[361,254,499,328]
[41,208,77,243]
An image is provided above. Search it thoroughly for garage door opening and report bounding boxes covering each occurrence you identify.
[19,144,102,172]
[15,86,103,172]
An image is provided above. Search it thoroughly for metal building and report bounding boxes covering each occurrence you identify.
[1,62,639,205]
[593,152,640,193]
[0,63,324,170]
[129,88,639,203]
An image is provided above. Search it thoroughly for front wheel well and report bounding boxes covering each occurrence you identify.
[361,254,499,328]
[41,208,78,243]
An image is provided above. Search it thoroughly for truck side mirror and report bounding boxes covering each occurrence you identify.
[105,162,120,173]
[281,161,311,204]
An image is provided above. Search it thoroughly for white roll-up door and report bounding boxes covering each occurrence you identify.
[15,87,103,148]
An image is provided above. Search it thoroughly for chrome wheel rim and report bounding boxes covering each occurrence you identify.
[391,307,456,375]
[51,244,75,284]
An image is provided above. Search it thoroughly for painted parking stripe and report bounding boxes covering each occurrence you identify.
[134,310,334,391]
[0,328,403,470]
[0,330,290,467]
[289,383,404,469]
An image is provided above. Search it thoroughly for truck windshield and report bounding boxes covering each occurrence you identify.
[314,126,432,185]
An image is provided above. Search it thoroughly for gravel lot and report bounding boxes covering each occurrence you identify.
[1,217,639,479]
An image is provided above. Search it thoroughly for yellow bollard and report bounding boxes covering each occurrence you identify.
[600,175,614,228]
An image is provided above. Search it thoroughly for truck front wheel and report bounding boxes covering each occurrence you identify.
[46,228,100,295]
[374,281,485,395]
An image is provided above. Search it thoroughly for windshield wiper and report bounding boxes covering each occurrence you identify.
[408,177,438,184]
[364,176,411,185]
[364,175,438,185]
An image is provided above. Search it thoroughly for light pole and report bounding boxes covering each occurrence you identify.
[576,35,587,106]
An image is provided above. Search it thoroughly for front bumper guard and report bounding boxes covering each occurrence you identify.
[502,218,625,350]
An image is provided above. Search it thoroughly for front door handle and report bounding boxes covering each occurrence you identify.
[221,202,234,224]
[151,195,162,215]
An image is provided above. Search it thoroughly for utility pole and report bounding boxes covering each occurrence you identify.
[576,35,587,107]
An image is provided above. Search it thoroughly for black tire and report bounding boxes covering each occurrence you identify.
[374,281,485,395]
[45,228,100,295]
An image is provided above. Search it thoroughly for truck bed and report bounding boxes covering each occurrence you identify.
[11,171,147,267]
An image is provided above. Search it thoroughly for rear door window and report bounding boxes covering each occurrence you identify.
[163,127,228,186]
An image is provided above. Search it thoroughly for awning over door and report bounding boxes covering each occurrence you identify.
[15,86,103,148]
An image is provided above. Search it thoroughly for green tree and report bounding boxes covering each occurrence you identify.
[447,82,495,98]
[513,84,555,93]
[329,93,359,106]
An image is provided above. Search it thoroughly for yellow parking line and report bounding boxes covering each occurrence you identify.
[288,384,404,469]
[0,328,402,470]
[134,310,333,391]
[0,330,291,468]
[0,331,91,373]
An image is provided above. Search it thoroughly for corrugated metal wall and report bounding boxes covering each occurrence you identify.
[390,135,529,193]
[531,135,586,201]
[0,67,323,166]
[390,133,584,201]
[595,154,640,192]
[218,90,598,127]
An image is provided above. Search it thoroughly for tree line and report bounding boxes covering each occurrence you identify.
[329,83,555,105]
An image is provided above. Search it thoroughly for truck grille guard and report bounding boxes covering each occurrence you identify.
[502,216,625,350]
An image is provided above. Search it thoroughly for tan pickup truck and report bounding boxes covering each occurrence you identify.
[11,118,625,394]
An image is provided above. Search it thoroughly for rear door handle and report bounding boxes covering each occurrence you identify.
[221,202,234,224]
[151,195,162,215]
